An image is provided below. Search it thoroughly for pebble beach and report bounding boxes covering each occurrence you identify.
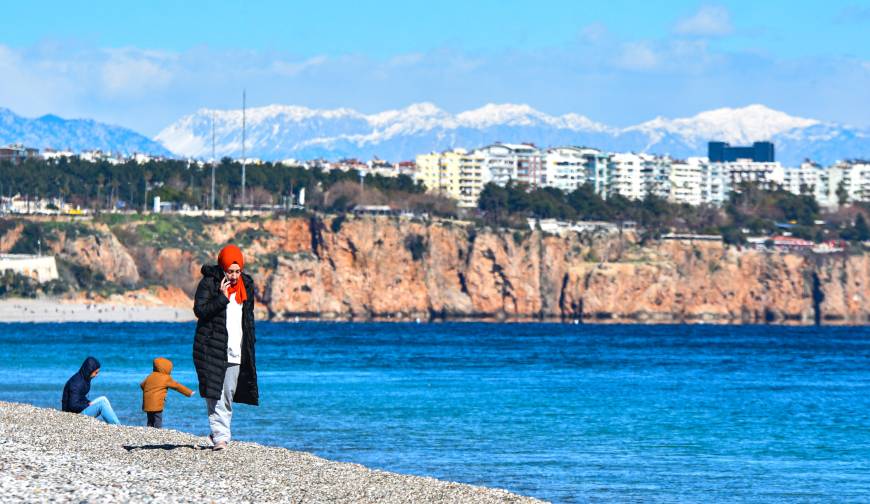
[0,401,541,503]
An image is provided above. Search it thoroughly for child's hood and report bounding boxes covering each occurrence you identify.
[152,357,173,375]
[79,356,101,381]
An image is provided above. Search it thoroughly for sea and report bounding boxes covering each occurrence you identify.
[1,322,868,503]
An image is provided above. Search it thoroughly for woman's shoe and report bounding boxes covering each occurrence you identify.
[213,441,227,451]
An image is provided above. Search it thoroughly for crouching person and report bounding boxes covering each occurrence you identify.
[61,356,120,425]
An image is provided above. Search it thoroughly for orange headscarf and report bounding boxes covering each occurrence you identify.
[217,244,247,303]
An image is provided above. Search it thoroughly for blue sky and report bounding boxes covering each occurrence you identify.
[1,0,868,134]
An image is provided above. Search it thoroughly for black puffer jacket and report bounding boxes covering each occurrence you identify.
[192,264,259,405]
[62,356,100,413]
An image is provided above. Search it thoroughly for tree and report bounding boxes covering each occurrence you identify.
[477,183,509,217]
[836,180,849,207]
[855,213,869,241]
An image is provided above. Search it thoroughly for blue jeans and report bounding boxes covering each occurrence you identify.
[81,396,120,425]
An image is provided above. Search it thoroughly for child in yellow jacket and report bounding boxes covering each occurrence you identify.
[140,357,194,428]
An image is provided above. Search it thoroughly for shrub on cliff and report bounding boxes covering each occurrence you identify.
[330,215,346,233]
[404,233,428,261]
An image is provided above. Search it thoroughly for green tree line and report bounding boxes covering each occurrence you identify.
[0,157,425,212]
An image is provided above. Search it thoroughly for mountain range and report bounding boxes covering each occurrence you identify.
[156,103,869,166]
[0,108,171,156]
[2,104,867,166]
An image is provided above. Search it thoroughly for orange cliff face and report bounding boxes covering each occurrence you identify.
[221,216,869,324]
[3,216,868,324]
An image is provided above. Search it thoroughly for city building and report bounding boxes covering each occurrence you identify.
[825,161,870,206]
[700,160,785,205]
[708,141,775,162]
[642,155,672,200]
[477,143,542,187]
[668,157,705,206]
[457,150,485,208]
[415,148,464,198]
[543,146,588,192]
[783,161,832,207]
[607,153,649,200]
[0,144,39,164]
[542,147,608,194]
[415,149,485,207]
[0,254,59,283]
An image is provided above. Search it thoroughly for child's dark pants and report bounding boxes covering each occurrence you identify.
[146,411,163,428]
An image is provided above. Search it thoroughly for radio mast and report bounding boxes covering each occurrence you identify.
[241,90,246,209]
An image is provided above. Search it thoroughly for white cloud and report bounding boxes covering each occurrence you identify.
[271,55,328,76]
[0,44,79,116]
[100,49,173,97]
[674,5,733,37]
[616,42,659,70]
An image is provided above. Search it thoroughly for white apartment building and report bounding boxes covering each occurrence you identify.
[669,157,705,206]
[544,146,586,191]
[543,147,609,194]
[719,160,785,189]
[607,153,650,200]
[477,143,542,187]
[642,155,672,200]
[701,160,728,206]
[826,161,870,206]
[701,160,784,205]
[783,161,833,207]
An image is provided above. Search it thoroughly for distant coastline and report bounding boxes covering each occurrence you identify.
[0,298,194,323]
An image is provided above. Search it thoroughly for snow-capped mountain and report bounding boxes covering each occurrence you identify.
[0,108,171,156]
[3,103,865,165]
[155,102,616,162]
[156,103,869,165]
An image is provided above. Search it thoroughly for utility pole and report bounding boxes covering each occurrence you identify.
[241,90,246,210]
[211,110,216,210]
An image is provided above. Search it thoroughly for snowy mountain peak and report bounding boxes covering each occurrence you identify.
[368,102,450,128]
[629,104,821,144]
[456,103,541,126]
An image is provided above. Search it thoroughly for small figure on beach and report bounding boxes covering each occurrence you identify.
[193,244,259,451]
[140,357,194,428]
[61,356,120,425]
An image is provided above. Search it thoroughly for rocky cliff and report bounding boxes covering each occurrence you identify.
[2,215,867,324]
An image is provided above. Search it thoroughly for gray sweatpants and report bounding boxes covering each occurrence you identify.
[206,364,240,443]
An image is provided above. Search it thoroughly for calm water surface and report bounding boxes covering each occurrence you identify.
[1,322,868,503]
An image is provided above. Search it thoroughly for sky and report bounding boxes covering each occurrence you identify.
[0,0,868,135]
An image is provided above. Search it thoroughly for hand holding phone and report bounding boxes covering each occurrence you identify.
[220,275,231,299]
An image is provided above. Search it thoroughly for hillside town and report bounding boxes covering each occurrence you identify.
[2,140,869,215]
[414,141,869,209]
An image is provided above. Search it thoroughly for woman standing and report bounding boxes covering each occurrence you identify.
[193,244,259,451]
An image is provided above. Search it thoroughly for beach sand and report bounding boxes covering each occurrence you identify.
[0,298,195,323]
[0,401,541,503]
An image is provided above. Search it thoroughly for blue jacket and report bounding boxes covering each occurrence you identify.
[62,357,100,413]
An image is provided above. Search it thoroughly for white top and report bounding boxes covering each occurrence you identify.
[226,292,243,364]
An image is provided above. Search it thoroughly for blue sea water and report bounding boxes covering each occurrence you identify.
[1,322,869,503]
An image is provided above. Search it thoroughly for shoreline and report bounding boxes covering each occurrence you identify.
[0,401,540,503]
[0,298,195,323]
[1,297,866,326]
